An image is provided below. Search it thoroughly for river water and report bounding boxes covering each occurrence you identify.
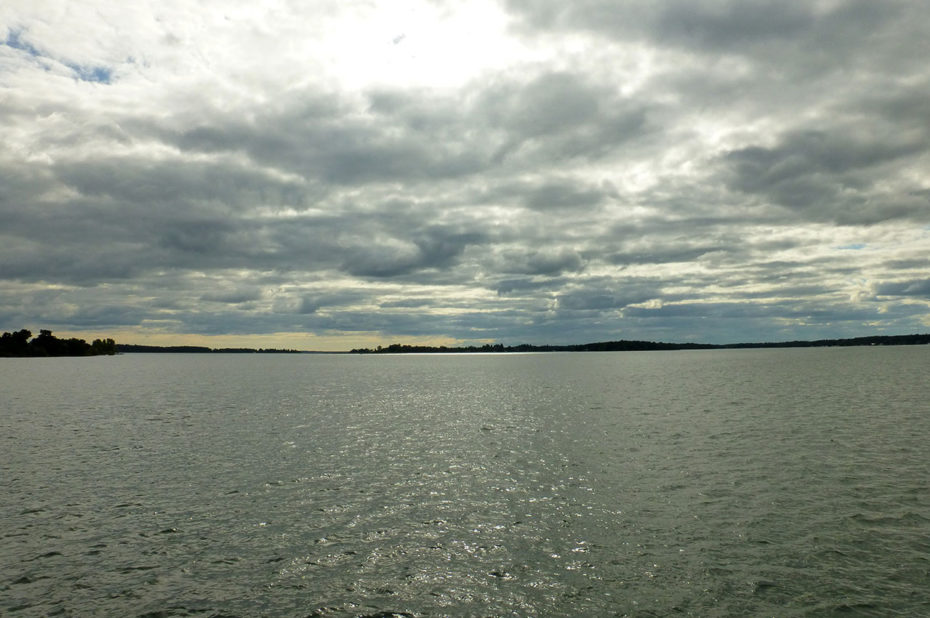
[2,347,929,616]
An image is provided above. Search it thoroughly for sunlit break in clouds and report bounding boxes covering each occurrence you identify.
[1,0,929,349]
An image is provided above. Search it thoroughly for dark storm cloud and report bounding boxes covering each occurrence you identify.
[875,279,930,299]
[488,248,585,276]
[881,258,930,272]
[341,227,487,278]
[606,245,718,266]
[379,298,435,309]
[492,276,573,296]
[626,298,929,324]
[505,0,814,42]
[200,288,263,304]
[721,128,930,224]
[523,180,613,211]
[159,92,485,185]
[478,176,615,211]
[504,0,916,63]
[557,289,649,312]
[153,69,651,190]
[3,146,490,286]
[549,276,672,314]
[0,282,155,329]
[478,71,651,163]
[294,290,372,314]
[51,157,309,211]
[1,152,328,283]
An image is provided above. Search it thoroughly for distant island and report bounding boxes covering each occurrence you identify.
[115,344,305,354]
[4,329,929,357]
[350,333,930,354]
[0,329,116,357]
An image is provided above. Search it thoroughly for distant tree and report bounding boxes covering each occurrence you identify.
[90,338,117,355]
[0,329,33,356]
[65,337,91,356]
[31,329,63,356]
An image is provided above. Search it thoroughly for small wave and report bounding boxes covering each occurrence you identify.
[848,511,930,527]
[11,574,50,585]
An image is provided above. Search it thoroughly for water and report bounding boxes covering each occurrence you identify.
[2,347,929,616]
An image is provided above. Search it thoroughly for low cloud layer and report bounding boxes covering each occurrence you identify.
[2,0,928,348]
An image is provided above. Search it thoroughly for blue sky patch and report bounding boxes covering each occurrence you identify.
[4,28,41,57]
[67,63,113,84]
[5,28,113,84]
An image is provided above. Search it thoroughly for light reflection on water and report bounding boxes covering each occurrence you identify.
[2,347,930,616]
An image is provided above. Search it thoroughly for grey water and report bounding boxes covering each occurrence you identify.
[2,347,929,617]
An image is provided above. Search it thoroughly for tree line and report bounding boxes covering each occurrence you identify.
[350,333,930,354]
[0,329,117,357]
[115,344,304,353]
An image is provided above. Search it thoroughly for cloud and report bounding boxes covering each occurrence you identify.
[875,279,930,299]
[200,288,263,304]
[721,126,929,223]
[1,0,929,347]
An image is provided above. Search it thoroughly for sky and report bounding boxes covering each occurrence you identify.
[1,0,929,350]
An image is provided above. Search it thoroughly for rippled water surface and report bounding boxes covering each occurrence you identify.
[2,348,930,616]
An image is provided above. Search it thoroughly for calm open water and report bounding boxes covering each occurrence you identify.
[2,347,929,617]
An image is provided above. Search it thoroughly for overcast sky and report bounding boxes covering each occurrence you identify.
[2,1,928,349]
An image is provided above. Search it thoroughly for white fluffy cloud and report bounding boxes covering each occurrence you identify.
[2,0,928,348]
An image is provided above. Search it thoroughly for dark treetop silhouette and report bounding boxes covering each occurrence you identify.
[0,329,117,357]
